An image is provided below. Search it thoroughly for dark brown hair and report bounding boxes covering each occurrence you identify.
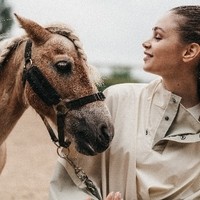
[170,6,200,99]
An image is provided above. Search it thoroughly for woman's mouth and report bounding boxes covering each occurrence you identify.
[143,51,153,61]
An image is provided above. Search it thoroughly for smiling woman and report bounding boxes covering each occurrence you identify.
[142,13,195,83]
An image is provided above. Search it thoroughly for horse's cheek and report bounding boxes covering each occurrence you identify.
[25,87,55,120]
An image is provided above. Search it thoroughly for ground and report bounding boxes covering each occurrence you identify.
[0,108,58,200]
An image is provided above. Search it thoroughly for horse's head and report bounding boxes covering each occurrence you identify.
[15,14,114,156]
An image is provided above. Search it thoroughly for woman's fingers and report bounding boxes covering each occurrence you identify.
[86,191,123,200]
[106,192,123,200]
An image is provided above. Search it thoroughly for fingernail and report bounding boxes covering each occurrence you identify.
[115,192,122,198]
[108,192,115,197]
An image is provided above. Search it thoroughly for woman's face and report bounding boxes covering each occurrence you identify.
[142,12,187,78]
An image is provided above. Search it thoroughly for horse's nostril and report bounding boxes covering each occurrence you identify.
[99,124,111,143]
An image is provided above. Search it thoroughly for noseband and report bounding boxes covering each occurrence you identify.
[23,39,105,148]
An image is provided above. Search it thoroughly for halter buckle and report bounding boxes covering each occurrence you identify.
[54,100,69,115]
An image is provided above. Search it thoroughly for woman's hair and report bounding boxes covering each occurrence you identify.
[170,5,200,99]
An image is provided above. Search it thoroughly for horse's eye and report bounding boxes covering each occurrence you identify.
[54,61,72,75]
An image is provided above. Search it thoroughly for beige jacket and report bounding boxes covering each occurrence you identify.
[49,78,200,200]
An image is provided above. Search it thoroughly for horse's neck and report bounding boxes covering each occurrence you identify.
[0,42,28,144]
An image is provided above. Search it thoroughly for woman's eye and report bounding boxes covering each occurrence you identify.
[54,61,72,75]
[154,33,162,40]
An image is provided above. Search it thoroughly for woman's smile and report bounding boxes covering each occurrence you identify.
[143,51,153,62]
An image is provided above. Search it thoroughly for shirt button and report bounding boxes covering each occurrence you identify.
[181,135,186,140]
[172,98,177,103]
[165,116,169,121]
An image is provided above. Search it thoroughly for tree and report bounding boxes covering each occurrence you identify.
[98,65,140,91]
[0,0,13,40]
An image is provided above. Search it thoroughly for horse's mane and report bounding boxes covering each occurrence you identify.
[0,37,24,69]
[46,24,87,61]
[0,24,102,85]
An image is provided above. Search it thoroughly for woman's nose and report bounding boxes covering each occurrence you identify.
[142,40,151,49]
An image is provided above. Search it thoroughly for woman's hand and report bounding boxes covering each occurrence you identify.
[104,192,123,200]
[86,192,123,200]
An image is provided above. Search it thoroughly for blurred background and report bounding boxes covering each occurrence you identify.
[1,0,200,87]
[0,1,200,199]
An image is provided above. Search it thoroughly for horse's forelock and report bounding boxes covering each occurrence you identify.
[46,24,102,86]
[45,24,87,61]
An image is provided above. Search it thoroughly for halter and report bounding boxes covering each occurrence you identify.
[23,39,105,147]
[22,39,104,200]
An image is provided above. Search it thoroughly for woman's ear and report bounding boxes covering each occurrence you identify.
[182,43,200,62]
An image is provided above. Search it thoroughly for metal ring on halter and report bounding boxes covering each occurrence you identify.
[53,141,60,148]
[56,146,69,159]
[57,147,78,170]
[24,58,33,69]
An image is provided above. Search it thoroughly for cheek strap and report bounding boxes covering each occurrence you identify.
[24,65,61,106]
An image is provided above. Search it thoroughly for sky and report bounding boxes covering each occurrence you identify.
[4,0,200,81]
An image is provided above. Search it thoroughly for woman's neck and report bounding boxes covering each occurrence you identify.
[162,77,200,108]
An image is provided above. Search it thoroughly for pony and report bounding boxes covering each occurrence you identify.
[0,14,114,174]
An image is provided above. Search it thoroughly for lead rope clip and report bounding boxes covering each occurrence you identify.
[57,147,102,200]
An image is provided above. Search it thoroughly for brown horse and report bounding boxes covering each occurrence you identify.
[0,14,114,173]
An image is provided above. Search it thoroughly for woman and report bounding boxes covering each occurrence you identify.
[49,5,200,200]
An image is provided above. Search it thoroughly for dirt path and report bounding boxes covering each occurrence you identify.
[0,108,58,200]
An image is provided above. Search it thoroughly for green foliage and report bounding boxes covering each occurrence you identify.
[0,0,13,39]
[98,66,140,91]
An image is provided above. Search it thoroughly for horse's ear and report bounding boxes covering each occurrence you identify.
[14,13,51,45]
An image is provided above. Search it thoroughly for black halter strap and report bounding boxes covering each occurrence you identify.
[23,40,61,106]
[24,39,32,64]
[65,92,105,109]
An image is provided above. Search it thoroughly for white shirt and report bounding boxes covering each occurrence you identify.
[49,78,200,200]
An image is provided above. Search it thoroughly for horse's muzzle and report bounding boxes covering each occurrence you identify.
[73,123,114,156]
